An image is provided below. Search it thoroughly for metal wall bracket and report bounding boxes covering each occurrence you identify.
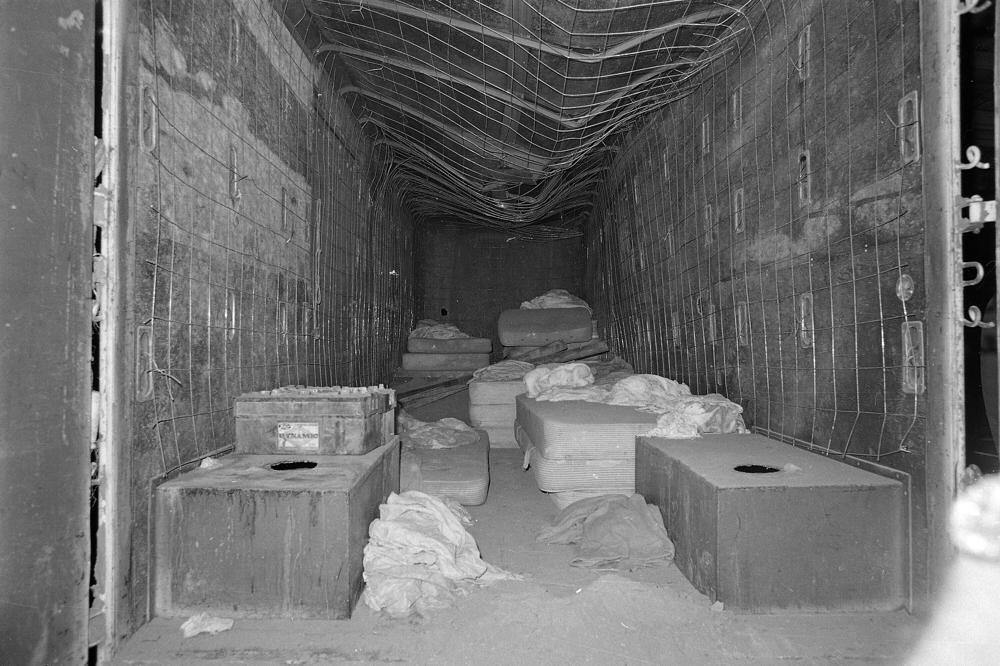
[736,301,749,346]
[798,292,814,348]
[135,325,154,401]
[897,91,920,164]
[733,187,745,232]
[901,321,925,394]
[957,144,990,170]
[958,0,992,15]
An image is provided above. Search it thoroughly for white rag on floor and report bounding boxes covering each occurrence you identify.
[470,359,535,382]
[536,494,674,569]
[362,491,521,617]
[398,414,480,449]
[519,288,591,312]
[409,319,470,339]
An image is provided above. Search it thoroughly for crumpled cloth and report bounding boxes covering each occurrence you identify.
[362,491,521,617]
[180,613,234,638]
[409,319,470,339]
[645,394,748,438]
[399,415,480,449]
[585,356,634,382]
[519,288,591,312]
[524,362,594,398]
[470,359,535,382]
[537,494,674,569]
[524,365,746,437]
[605,374,692,412]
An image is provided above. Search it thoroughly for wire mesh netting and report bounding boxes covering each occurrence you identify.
[277,0,750,236]
[131,0,412,485]
[586,0,926,471]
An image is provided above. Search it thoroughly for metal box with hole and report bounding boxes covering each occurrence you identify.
[234,385,396,456]
[636,434,906,612]
[154,438,399,619]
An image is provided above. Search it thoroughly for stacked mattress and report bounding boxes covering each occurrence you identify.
[468,378,525,448]
[515,394,660,509]
[402,330,492,374]
[400,428,491,506]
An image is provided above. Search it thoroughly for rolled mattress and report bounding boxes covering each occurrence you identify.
[497,307,592,347]
[399,429,490,506]
[407,337,492,354]
[514,394,659,460]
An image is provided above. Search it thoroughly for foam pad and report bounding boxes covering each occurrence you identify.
[528,447,634,493]
[497,307,593,346]
[399,430,490,505]
[407,337,492,354]
[478,424,517,448]
[402,352,490,371]
[469,402,516,426]
[468,379,526,405]
[515,394,659,460]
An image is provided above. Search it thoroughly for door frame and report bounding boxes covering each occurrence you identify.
[921,0,966,608]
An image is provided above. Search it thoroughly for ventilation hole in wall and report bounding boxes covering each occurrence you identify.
[734,464,780,474]
[440,308,448,316]
[269,460,318,471]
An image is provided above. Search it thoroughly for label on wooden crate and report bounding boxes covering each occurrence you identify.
[277,422,320,451]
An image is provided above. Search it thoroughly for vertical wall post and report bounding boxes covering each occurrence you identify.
[920,0,964,608]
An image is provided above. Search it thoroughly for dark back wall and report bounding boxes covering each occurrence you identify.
[413,223,584,355]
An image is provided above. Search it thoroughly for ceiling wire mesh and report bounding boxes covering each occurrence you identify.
[281,0,752,237]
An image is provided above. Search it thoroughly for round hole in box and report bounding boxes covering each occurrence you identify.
[269,460,317,471]
[734,464,780,474]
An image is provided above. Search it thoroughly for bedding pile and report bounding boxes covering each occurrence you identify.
[403,320,491,372]
[519,288,592,312]
[362,491,519,617]
[515,363,746,507]
[408,319,470,339]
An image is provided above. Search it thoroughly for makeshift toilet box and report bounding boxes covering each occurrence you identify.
[154,438,400,619]
[234,385,395,455]
[636,434,906,612]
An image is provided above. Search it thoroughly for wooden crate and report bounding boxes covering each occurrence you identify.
[234,385,395,455]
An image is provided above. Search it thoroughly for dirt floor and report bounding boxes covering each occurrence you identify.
[114,390,924,665]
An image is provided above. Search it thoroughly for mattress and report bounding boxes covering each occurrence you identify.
[468,379,525,405]
[527,447,634,493]
[468,402,516,426]
[478,424,517,448]
[515,394,659,460]
[401,352,490,371]
[407,337,492,354]
[497,307,593,347]
[399,430,490,505]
